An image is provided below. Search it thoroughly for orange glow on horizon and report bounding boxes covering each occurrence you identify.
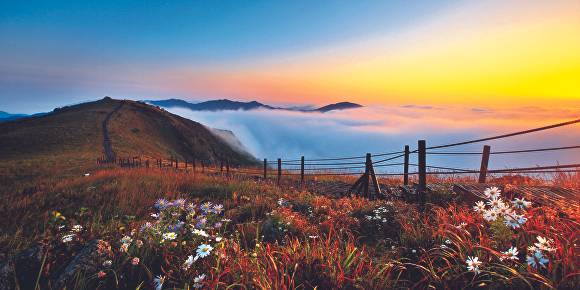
[158,1,580,110]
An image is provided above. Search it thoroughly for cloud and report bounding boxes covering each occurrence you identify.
[165,105,580,172]
[401,104,437,110]
[471,108,492,113]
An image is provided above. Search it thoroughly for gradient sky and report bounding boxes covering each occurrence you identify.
[1,0,579,113]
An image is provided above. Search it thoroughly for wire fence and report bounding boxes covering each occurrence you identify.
[98,118,580,195]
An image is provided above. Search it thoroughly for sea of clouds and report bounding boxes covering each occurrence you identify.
[166,105,579,173]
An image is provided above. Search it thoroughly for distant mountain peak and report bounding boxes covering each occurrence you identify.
[145,98,274,112]
[315,102,363,112]
[145,98,362,113]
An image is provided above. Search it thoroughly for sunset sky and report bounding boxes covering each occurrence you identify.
[1,0,579,113]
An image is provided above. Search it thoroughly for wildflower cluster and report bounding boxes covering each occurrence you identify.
[143,198,225,244]
[526,236,555,269]
[137,198,227,286]
[357,202,400,243]
[364,205,392,223]
[473,187,531,229]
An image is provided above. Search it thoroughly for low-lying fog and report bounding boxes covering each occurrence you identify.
[166,105,579,174]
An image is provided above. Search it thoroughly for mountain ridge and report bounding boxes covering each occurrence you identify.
[145,98,363,113]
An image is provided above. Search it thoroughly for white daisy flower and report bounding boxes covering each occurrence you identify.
[483,208,499,221]
[466,256,482,274]
[502,246,519,261]
[486,198,504,209]
[192,229,209,237]
[183,255,195,270]
[473,201,486,212]
[196,244,213,258]
[534,236,556,252]
[484,187,501,200]
[513,197,532,209]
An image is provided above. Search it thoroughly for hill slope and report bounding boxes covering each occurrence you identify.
[105,99,256,165]
[0,98,257,184]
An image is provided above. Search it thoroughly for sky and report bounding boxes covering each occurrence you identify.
[1,0,579,114]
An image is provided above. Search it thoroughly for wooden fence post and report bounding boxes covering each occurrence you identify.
[300,156,305,185]
[220,160,224,173]
[226,160,230,175]
[277,158,281,185]
[363,153,371,198]
[417,140,427,206]
[479,145,491,183]
[404,145,410,185]
[367,153,381,198]
[192,158,196,173]
[263,159,267,179]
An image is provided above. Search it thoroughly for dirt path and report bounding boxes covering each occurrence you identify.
[102,102,124,162]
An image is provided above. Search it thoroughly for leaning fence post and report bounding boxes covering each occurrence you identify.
[300,156,305,185]
[479,145,491,183]
[368,153,381,198]
[277,158,282,185]
[404,145,410,185]
[417,140,427,206]
[263,159,267,179]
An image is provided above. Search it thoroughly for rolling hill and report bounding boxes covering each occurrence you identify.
[146,98,275,111]
[146,98,363,113]
[0,97,257,183]
[0,111,29,122]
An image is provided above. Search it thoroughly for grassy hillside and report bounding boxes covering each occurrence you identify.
[0,99,113,190]
[0,168,577,289]
[0,97,257,194]
[107,100,255,165]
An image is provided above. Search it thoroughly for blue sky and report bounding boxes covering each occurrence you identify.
[1,1,578,115]
[0,1,452,113]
